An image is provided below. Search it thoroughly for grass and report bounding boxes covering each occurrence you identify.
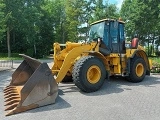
[0,57,23,60]
[151,57,160,63]
[0,55,53,60]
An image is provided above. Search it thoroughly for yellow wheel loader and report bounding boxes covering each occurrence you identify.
[3,18,152,116]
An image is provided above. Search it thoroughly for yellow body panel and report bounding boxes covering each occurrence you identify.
[52,42,99,83]
[52,41,152,82]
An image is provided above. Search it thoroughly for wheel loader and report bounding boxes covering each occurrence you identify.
[3,18,152,116]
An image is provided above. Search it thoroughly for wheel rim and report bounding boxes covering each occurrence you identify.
[87,65,101,84]
[136,63,144,77]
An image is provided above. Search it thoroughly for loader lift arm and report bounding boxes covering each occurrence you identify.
[52,42,99,83]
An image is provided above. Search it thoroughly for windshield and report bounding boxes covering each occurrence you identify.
[88,22,105,42]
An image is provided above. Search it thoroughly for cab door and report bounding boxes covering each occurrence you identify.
[110,21,119,53]
[109,21,125,53]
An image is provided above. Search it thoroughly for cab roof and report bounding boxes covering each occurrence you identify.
[91,18,125,25]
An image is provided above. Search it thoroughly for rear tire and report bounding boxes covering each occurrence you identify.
[126,56,146,83]
[72,56,106,92]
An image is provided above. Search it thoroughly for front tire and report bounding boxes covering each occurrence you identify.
[126,56,146,83]
[72,56,106,92]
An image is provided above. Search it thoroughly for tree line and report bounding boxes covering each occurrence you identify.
[0,0,160,58]
[0,0,119,58]
[121,0,160,56]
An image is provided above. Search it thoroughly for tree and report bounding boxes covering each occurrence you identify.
[89,0,120,23]
[3,0,27,57]
[0,0,121,58]
[121,0,160,56]
[0,0,6,40]
[64,0,87,42]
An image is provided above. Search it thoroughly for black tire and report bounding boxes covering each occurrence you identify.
[61,75,73,83]
[126,56,146,83]
[72,56,106,92]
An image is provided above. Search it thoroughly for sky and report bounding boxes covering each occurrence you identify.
[108,0,124,9]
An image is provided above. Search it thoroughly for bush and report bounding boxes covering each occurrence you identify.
[151,60,160,73]
[11,53,20,57]
[0,53,7,57]
[0,53,20,57]
[25,49,34,57]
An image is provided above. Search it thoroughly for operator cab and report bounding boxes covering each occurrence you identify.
[89,19,126,54]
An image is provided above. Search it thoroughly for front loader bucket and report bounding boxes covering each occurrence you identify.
[3,54,58,116]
